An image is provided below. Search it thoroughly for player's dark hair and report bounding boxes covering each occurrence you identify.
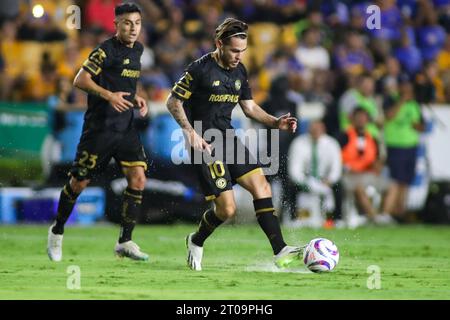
[215,18,248,44]
[115,2,142,17]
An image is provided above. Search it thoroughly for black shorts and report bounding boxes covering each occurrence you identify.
[192,135,262,201]
[69,128,148,180]
[386,146,418,185]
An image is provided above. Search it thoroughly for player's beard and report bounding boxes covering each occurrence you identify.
[220,51,238,69]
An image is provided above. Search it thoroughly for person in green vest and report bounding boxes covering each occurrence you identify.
[382,77,425,220]
[339,73,382,140]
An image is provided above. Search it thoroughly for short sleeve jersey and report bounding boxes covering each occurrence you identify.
[82,36,143,132]
[171,53,252,133]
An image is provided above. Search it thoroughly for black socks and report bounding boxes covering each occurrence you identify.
[52,184,80,235]
[191,208,224,247]
[254,197,286,255]
[118,187,143,243]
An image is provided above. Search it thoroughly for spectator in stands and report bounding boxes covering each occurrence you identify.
[22,51,58,101]
[287,120,342,228]
[191,4,221,40]
[0,19,21,100]
[294,9,333,49]
[394,30,423,76]
[17,5,66,42]
[437,34,450,72]
[154,26,190,83]
[383,78,425,220]
[436,34,450,101]
[334,29,374,76]
[367,0,411,65]
[368,0,403,41]
[415,60,446,104]
[56,39,84,79]
[338,107,393,226]
[416,12,447,63]
[223,0,256,22]
[302,70,334,106]
[263,48,303,85]
[339,73,382,140]
[318,0,350,29]
[377,56,401,97]
[274,0,306,23]
[347,3,367,34]
[294,26,330,73]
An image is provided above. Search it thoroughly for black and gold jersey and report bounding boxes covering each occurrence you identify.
[82,36,143,132]
[171,53,252,133]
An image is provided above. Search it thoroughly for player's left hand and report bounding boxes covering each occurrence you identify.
[135,95,148,117]
[276,113,297,133]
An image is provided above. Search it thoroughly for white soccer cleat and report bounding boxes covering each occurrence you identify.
[186,233,203,271]
[47,224,63,262]
[114,241,149,261]
[274,245,303,269]
[374,213,397,225]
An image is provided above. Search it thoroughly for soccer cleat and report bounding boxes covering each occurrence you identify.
[186,233,203,271]
[274,245,303,268]
[373,213,397,225]
[114,241,149,261]
[47,223,63,262]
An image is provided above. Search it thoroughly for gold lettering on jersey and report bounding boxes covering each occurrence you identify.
[179,72,193,87]
[82,48,107,75]
[121,69,141,78]
[208,94,239,103]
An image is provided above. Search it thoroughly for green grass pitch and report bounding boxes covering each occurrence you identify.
[0,223,449,299]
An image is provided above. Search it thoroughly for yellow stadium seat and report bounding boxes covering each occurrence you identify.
[280,23,298,48]
[248,23,280,68]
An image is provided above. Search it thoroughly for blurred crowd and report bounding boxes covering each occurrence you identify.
[0,0,449,104]
[1,0,449,227]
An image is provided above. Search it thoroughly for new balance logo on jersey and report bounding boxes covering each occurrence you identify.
[212,80,220,87]
[123,58,130,65]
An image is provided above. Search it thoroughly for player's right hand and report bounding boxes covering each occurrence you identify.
[185,130,212,154]
[108,91,134,112]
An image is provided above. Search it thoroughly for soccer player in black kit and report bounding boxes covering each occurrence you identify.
[47,3,150,261]
[166,18,302,271]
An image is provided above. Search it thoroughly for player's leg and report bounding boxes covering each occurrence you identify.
[236,169,302,268]
[48,130,115,261]
[186,156,235,271]
[186,190,235,271]
[48,177,90,261]
[114,128,149,261]
[113,165,149,261]
[191,190,234,246]
[51,177,90,235]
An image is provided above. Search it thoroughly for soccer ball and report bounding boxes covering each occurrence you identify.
[303,238,339,272]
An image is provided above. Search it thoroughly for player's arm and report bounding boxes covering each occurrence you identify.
[239,99,297,133]
[73,69,133,112]
[134,91,148,117]
[165,94,211,153]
